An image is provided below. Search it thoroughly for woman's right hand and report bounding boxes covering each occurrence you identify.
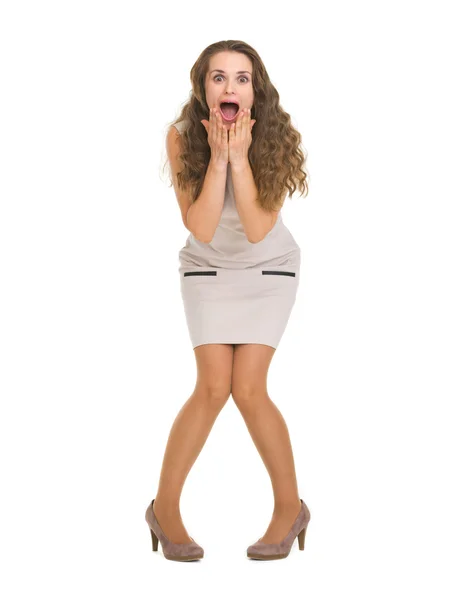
[201,106,229,166]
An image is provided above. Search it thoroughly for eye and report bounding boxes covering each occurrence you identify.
[213,75,249,83]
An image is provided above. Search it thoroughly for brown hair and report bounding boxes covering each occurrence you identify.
[161,40,310,212]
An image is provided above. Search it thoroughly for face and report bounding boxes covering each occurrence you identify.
[205,51,255,130]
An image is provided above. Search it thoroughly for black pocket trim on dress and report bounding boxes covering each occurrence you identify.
[184,271,217,277]
[261,270,296,277]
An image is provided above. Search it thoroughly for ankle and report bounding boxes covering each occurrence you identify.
[273,499,301,515]
[154,497,181,514]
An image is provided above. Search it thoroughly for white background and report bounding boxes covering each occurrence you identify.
[1,0,461,597]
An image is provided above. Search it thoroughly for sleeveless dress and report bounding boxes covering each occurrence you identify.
[173,119,301,350]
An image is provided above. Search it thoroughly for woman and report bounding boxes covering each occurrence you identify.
[146,40,310,561]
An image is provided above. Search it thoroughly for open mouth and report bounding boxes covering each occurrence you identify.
[220,101,240,122]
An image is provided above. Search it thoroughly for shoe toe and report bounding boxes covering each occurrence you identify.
[247,540,280,557]
[189,539,204,557]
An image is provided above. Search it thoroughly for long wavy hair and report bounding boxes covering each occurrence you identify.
[161,40,310,212]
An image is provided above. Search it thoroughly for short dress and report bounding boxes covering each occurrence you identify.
[174,119,301,350]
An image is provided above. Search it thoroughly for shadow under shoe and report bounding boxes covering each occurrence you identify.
[247,498,310,560]
[145,498,204,561]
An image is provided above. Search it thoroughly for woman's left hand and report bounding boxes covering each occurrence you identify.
[229,108,256,166]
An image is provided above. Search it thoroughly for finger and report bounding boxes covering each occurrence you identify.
[215,107,223,144]
[247,111,253,137]
[215,107,222,145]
[235,109,242,136]
[215,107,221,141]
[221,117,228,144]
[212,107,218,145]
[218,108,228,142]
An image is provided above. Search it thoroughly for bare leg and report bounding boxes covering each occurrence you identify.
[153,344,234,544]
[232,344,302,544]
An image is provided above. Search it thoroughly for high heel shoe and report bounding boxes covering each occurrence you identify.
[246,498,310,560]
[145,498,204,561]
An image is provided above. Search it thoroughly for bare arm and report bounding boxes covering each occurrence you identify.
[231,160,280,243]
[186,159,228,243]
[166,125,227,244]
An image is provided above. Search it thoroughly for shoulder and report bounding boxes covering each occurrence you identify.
[166,120,186,156]
[171,119,186,134]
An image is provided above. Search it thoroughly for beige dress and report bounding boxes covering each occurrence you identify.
[173,119,301,349]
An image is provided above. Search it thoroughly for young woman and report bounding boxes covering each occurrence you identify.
[146,40,310,561]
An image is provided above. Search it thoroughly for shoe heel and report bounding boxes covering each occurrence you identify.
[145,498,204,561]
[150,527,159,551]
[297,526,307,550]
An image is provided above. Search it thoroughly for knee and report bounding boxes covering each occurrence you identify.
[231,382,268,415]
[193,382,231,412]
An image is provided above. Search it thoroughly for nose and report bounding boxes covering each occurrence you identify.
[225,81,236,95]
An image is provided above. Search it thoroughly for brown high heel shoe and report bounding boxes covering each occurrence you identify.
[145,499,204,561]
[247,499,310,560]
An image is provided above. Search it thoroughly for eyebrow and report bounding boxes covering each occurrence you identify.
[210,69,252,76]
